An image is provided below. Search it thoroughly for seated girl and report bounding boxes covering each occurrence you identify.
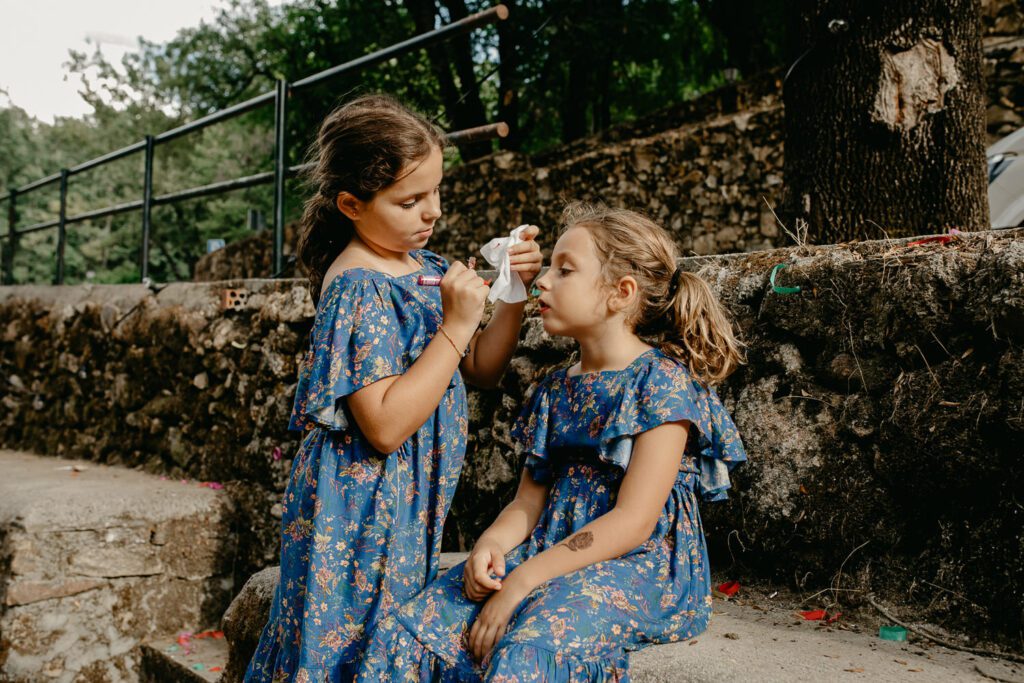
[357,203,748,682]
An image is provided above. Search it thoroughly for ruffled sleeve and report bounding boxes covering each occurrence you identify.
[288,277,406,432]
[510,374,557,484]
[597,356,747,501]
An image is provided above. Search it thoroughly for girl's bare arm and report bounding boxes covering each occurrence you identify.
[477,469,551,552]
[460,226,543,389]
[346,263,486,453]
[502,422,689,593]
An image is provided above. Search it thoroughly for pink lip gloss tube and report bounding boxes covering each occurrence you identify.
[417,275,492,287]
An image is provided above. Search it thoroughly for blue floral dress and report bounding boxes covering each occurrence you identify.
[245,249,468,683]
[356,348,747,682]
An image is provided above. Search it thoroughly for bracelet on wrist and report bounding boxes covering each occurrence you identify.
[438,325,469,358]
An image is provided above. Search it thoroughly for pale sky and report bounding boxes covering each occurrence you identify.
[0,0,286,123]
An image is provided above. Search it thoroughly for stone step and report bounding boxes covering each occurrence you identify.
[219,553,1022,683]
[0,450,234,683]
[139,631,228,683]
[631,598,1022,682]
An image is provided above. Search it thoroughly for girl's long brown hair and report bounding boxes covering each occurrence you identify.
[297,94,445,305]
[561,202,745,386]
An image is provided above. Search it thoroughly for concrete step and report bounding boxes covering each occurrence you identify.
[219,553,1023,683]
[0,450,234,683]
[139,631,228,683]
[632,598,1023,682]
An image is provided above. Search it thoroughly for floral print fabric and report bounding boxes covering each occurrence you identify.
[358,348,747,682]
[245,249,468,683]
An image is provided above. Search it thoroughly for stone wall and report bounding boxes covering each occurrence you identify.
[983,0,1024,140]
[3,228,1023,647]
[195,74,785,282]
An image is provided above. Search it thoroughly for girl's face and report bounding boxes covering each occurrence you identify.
[348,145,444,254]
[534,226,614,338]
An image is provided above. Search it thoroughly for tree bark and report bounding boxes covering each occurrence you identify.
[782,0,990,242]
[404,0,491,160]
[496,0,521,150]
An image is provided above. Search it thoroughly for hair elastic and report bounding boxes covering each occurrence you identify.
[667,265,685,298]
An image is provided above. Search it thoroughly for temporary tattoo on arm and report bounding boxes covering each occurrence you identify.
[559,531,594,552]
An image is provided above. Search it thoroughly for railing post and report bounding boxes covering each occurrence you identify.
[55,170,69,285]
[4,189,16,285]
[141,135,155,281]
[272,78,288,277]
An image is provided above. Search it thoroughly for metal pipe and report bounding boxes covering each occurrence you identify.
[18,218,61,235]
[272,78,288,276]
[153,91,276,144]
[69,140,147,175]
[140,135,155,281]
[4,189,16,284]
[17,172,62,194]
[55,170,68,285]
[151,171,275,206]
[291,4,509,90]
[65,200,144,225]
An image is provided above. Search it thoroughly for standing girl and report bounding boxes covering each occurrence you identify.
[358,203,747,682]
[244,94,542,682]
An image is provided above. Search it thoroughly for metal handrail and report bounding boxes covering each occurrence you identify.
[1,4,509,285]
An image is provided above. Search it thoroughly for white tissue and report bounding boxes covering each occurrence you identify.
[479,225,529,304]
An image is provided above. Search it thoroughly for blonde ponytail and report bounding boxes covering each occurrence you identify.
[658,269,744,386]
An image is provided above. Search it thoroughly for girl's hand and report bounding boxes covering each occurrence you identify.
[463,538,506,601]
[509,225,543,286]
[440,261,489,338]
[468,573,530,663]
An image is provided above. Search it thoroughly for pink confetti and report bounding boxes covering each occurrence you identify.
[199,482,224,490]
[272,447,283,461]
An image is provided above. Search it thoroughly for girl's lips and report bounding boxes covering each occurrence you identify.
[415,227,434,238]
[538,303,551,314]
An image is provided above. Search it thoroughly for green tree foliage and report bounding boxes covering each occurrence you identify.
[2,0,788,284]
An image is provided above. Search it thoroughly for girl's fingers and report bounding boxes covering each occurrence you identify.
[508,252,541,265]
[468,621,479,658]
[477,622,496,661]
[481,622,501,660]
[471,619,488,660]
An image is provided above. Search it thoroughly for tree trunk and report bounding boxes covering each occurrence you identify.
[496,0,521,150]
[782,0,990,242]
[404,0,491,160]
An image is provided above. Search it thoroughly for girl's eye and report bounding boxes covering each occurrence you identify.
[558,267,573,276]
[400,199,418,209]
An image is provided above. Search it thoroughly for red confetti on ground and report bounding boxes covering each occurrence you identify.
[176,632,193,654]
[797,609,842,623]
[715,580,741,597]
[210,667,222,672]
[193,630,226,639]
[906,235,954,247]
[199,482,224,490]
